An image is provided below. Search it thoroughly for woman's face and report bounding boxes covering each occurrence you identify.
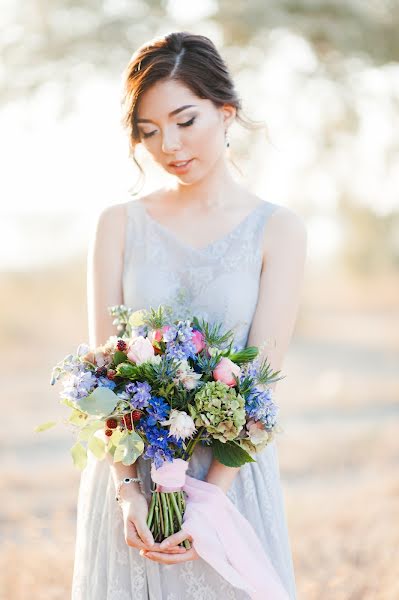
[135,78,235,182]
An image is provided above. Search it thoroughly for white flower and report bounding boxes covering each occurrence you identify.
[76,343,90,357]
[103,335,119,353]
[246,419,270,446]
[161,409,197,441]
[173,360,202,390]
[127,336,155,364]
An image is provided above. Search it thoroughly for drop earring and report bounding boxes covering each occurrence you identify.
[225,130,230,148]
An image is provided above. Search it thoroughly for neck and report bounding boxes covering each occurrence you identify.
[165,155,241,212]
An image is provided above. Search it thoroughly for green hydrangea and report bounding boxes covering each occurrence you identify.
[189,381,246,443]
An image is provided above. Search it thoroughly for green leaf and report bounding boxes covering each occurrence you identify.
[71,442,88,470]
[113,430,144,466]
[212,439,256,467]
[116,362,137,378]
[113,350,127,366]
[109,427,124,447]
[60,397,78,409]
[34,420,57,432]
[68,408,89,426]
[228,347,259,364]
[88,435,106,460]
[77,386,119,417]
[77,419,105,441]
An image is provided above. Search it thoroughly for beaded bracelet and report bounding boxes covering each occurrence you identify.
[115,477,142,504]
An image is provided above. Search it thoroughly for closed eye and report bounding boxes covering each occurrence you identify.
[141,116,196,139]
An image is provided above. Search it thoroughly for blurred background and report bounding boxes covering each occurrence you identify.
[1,1,398,599]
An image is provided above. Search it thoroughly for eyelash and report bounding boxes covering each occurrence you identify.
[141,116,196,139]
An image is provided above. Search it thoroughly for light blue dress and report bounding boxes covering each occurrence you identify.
[71,198,297,600]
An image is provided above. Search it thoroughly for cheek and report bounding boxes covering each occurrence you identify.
[194,119,223,155]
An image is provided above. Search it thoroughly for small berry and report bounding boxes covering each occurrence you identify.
[117,339,127,351]
[106,418,118,429]
[95,366,107,377]
[104,429,113,437]
[107,369,117,380]
[131,410,141,422]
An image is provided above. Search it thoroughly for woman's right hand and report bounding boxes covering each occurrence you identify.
[119,490,187,555]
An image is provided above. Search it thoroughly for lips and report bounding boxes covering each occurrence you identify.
[169,159,193,167]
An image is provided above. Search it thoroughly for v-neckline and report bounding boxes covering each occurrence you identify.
[136,200,266,253]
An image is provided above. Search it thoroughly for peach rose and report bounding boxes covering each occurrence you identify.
[213,357,241,387]
[191,329,206,353]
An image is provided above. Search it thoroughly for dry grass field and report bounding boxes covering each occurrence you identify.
[1,259,398,600]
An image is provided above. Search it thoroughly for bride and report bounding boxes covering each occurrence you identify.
[72,31,307,599]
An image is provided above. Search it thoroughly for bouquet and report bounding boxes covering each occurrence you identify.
[36,304,284,547]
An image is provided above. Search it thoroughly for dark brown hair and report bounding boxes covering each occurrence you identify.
[120,31,267,192]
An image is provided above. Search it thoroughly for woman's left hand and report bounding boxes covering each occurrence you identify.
[140,530,199,564]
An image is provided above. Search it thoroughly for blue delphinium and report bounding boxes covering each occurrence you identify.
[239,358,261,383]
[164,320,197,361]
[245,387,279,429]
[126,381,152,409]
[138,421,174,468]
[61,371,97,402]
[163,325,178,342]
[146,396,170,426]
[144,444,174,469]
[97,376,117,390]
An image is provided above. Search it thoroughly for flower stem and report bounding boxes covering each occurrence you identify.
[166,493,175,534]
[147,492,156,529]
[185,427,205,458]
[160,492,169,538]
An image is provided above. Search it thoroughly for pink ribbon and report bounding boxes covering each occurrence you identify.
[151,459,290,600]
[150,458,188,492]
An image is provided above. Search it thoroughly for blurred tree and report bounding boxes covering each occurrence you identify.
[2,0,398,273]
[2,0,399,108]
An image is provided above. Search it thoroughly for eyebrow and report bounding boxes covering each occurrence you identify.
[136,104,197,124]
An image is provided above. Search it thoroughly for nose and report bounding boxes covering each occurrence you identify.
[161,129,182,154]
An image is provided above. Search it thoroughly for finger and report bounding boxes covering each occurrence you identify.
[134,520,154,547]
[141,548,198,565]
[124,520,147,551]
[150,542,187,554]
[159,529,192,550]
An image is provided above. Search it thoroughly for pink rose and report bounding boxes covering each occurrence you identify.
[213,357,241,387]
[191,329,206,353]
[127,336,155,364]
[153,329,163,342]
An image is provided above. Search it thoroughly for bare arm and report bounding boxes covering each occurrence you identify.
[88,202,141,497]
[205,206,308,492]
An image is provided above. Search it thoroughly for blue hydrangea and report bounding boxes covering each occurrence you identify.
[126,381,152,408]
[245,387,279,428]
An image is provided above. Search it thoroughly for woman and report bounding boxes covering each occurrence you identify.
[72,31,307,599]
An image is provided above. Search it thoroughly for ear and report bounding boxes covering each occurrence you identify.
[220,103,237,128]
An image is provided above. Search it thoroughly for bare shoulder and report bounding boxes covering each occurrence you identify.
[263,203,308,255]
[95,200,128,229]
[89,201,131,260]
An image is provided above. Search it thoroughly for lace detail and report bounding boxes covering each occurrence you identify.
[71,198,298,599]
